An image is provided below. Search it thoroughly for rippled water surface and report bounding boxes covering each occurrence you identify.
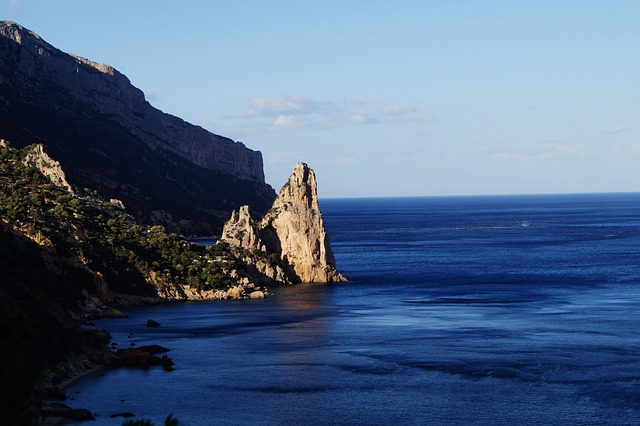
[68,194,640,425]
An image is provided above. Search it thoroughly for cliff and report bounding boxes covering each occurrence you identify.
[0,21,263,182]
[220,162,346,283]
[0,21,275,234]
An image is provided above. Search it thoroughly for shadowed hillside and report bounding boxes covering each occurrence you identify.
[0,21,275,235]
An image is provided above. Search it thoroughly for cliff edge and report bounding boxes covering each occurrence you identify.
[220,163,346,283]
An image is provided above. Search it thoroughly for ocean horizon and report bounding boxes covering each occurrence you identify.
[320,190,640,201]
[67,193,640,425]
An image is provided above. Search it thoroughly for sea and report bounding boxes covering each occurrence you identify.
[66,193,640,425]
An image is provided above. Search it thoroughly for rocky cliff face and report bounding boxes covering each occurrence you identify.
[220,163,346,283]
[0,21,275,234]
[22,144,74,194]
[0,21,263,182]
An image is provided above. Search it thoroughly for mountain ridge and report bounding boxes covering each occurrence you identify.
[0,20,275,234]
[0,20,263,181]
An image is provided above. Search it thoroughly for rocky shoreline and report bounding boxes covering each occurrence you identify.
[30,281,275,423]
[33,311,170,422]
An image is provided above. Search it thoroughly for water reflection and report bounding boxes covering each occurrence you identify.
[260,283,332,364]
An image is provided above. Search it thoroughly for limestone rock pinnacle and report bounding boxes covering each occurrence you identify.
[220,162,346,283]
[220,205,261,250]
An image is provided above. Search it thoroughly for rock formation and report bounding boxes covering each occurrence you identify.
[22,144,74,194]
[220,162,346,283]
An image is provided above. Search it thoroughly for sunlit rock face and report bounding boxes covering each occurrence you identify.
[220,205,262,250]
[220,163,346,283]
[22,144,74,194]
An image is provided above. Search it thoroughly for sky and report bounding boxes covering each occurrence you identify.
[4,1,640,198]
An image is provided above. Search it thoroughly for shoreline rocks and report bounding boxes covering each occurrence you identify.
[35,402,95,421]
[117,345,173,368]
[146,319,161,327]
[105,308,128,319]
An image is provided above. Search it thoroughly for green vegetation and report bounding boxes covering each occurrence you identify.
[0,144,245,295]
[1,143,270,422]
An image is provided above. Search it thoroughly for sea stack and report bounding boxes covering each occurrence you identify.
[220,162,346,283]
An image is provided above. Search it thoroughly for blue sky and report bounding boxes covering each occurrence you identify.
[5,1,640,197]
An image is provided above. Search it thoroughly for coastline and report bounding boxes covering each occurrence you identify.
[58,364,110,394]
[37,365,109,426]
[34,356,112,424]
[33,288,260,423]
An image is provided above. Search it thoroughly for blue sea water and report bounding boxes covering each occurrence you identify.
[67,193,640,425]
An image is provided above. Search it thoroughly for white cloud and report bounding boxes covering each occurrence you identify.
[226,95,431,132]
[346,105,431,125]
[272,114,322,129]
[629,143,640,153]
[244,96,329,118]
[489,142,586,162]
[272,115,297,129]
[603,126,630,135]
[444,151,459,162]
[349,114,369,124]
